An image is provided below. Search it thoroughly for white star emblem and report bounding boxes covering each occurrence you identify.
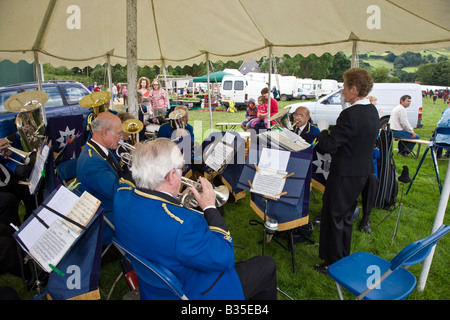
[312,151,332,180]
[55,126,76,150]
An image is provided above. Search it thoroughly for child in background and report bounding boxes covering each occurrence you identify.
[251,96,268,128]
[240,98,258,131]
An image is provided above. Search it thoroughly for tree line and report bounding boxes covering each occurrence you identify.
[43,50,450,88]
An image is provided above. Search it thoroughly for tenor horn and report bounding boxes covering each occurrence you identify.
[122,118,144,145]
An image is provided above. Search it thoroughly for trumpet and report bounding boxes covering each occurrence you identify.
[179,176,229,209]
[1,146,34,165]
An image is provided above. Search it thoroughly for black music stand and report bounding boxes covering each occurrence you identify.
[238,143,313,273]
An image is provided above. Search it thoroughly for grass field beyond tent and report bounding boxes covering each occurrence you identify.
[1,95,449,300]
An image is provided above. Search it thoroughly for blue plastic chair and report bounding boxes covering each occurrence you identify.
[328,224,450,300]
[56,158,78,187]
[112,238,188,300]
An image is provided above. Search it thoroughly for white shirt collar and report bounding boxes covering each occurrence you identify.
[91,138,109,156]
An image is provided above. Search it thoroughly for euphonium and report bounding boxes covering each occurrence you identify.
[179,176,229,209]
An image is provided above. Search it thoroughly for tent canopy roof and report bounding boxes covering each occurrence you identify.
[0,0,449,68]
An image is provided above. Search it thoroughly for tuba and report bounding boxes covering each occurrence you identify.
[179,176,229,209]
[4,91,48,164]
[80,91,112,132]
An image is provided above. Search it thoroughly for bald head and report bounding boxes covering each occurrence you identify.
[90,112,123,149]
[293,106,310,128]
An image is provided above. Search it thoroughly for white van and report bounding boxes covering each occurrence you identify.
[321,79,339,95]
[220,74,266,107]
[287,83,423,129]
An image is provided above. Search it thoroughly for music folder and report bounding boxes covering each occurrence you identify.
[14,185,102,274]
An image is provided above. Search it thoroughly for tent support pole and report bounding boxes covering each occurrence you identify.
[417,160,450,291]
[126,0,138,120]
[267,46,272,129]
[107,54,113,108]
[206,53,213,132]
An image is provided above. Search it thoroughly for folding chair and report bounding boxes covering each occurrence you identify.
[112,238,188,300]
[407,127,450,195]
[328,224,450,300]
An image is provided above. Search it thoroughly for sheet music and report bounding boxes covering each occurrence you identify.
[204,132,236,171]
[205,142,234,171]
[262,130,310,152]
[63,191,101,233]
[251,167,287,199]
[28,144,50,194]
[29,220,77,273]
[16,186,100,274]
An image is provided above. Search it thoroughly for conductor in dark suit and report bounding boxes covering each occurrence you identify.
[314,68,380,274]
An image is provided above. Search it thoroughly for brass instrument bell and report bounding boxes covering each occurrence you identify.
[268,107,292,130]
[4,91,48,161]
[80,91,113,130]
[122,118,144,145]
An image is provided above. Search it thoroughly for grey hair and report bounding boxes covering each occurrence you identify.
[90,116,110,133]
[131,138,184,189]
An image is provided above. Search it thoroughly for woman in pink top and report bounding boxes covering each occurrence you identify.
[150,79,168,117]
[138,77,152,113]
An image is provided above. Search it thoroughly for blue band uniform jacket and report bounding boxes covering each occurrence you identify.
[113,184,245,300]
[77,139,122,244]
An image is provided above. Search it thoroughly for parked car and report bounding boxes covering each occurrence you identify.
[0,81,91,121]
[287,83,424,129]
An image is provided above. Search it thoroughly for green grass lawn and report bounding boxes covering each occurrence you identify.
[2,96,449,300]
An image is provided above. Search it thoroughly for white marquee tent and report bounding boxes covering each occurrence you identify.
[1,0,450,292]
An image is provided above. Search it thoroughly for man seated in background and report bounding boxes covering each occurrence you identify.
[389,95,420,157]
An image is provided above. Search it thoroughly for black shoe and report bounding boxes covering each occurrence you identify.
[397,151,408,157]
[359,219,372,233]
[314,264,329,275]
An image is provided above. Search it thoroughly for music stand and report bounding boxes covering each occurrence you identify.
[377,165,418,245]
[238,142,313,273]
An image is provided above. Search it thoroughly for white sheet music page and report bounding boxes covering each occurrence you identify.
[204,132,236,171]
[251,148,290,199]
[16,186,101,273]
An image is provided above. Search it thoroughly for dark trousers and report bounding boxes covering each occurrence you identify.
[361,174,379,219]
[319,174,369,265]
[0,182,36,227]
[235,255,277,300]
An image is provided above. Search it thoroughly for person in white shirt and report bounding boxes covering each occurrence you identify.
[388,95,420,156]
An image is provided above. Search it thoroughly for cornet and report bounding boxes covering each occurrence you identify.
[179,176,229,209]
